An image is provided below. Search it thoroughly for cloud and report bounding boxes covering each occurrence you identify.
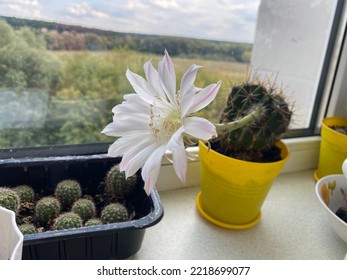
[67,2,108,19]
[19,0,39,6]
[0,0,260,43]
[148,0,179,9]
[3,0,42,19]
[104,0,260,42]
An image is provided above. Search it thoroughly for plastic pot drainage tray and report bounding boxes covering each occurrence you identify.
[0,154,163,260]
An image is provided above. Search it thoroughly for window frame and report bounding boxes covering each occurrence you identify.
[315,0,347,130]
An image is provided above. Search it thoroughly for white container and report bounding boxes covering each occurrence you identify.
[0,206,23,260]
[315,174,347,245]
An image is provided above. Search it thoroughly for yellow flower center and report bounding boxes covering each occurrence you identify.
[150,106,182,140]
[163,110,182,136]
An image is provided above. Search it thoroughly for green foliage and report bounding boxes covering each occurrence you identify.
[0,20,59,90]
[105,165,138,199]
[13,185,35,203]
[0,187,20,213]
[35,197,61,225]
[216,80,293,161]
[101,203,129,224]
[18,223,37,235]
[72,198,96,222]
[0,18,15,48]
[55,52,123,98]
[54,212,83,230]
[54,179,82,209]
[85,218,102,226]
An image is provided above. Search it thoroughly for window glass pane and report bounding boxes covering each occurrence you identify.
[1,0,342,156]
[250,0,342,130]
[0,0,260,152]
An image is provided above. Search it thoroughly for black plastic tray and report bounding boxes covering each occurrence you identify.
[0,154,163,260]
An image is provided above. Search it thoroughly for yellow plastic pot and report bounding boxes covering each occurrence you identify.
[196,140,289,229]
[314,117,347,181]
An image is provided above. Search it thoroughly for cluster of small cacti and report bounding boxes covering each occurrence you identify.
[0,164,136,235]
[71,198,96,223]
[13,185,35,203]
[215,79,293,162]
[100,203,129,224]
[18,223,37,235]
[54,212,83,230]
[85,218,102,226]
[35,196,61,225]
[104,164,138,199]
[54,179,82,209]
[0,187,20,213]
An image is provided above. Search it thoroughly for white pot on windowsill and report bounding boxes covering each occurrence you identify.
[0,206,24,260]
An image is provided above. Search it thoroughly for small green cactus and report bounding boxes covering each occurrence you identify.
[71,198,96,223]
[13,185,35,203]
[85,218,102,227]
[104,165,138,199]
[100,203,129,224]
[18,223,37,235]
[35,196,61,225]
[54,179,82,209]
[0,187,20,213]
[54,212,83,230]
[215,79,293,162]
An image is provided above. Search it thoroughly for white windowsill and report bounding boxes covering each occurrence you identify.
[129,136,347,260]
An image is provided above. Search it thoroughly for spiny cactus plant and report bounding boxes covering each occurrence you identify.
[13,185,35,203]
[0,187,20,213]
[71,198,96,223]
[54,179,82,209]
[104,164,138,199]
[54,212,83,230]
[214,79,293,162]
[35,196,61,225]
[85,218,102,227]
[18,223,37,235]
[100,203,129,224]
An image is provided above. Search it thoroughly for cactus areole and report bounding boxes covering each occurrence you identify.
[212,81,293,162]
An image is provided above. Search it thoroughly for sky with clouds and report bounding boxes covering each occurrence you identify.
[0,0,261,43]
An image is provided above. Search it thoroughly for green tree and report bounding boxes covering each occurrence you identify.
[0,20,59,90]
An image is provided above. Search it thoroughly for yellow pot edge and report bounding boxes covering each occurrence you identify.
[196,192,262,229]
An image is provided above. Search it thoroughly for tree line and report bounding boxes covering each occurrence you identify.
[1,16,252,63]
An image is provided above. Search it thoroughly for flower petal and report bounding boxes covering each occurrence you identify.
[158,49,177,105]
[165,127,187,184]
[187,80,222,115]
[179,64,201,99]
[141,145,167,195]
[144,60,168,101]
[106,134,151,158]
[184,116,217,140]
[171,141,187,185]
[120,140,159,178]
[102,118,150,137]
[126,68,155,103]
[179,64,202,117]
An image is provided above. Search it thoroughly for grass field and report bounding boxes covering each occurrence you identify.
[0,50,251,149]
[52,50,250,123]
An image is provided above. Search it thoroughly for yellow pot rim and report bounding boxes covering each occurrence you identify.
[321,117,347,140]
[315,117,347,181]
[196,192,261,229]
[199,140,290,169]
